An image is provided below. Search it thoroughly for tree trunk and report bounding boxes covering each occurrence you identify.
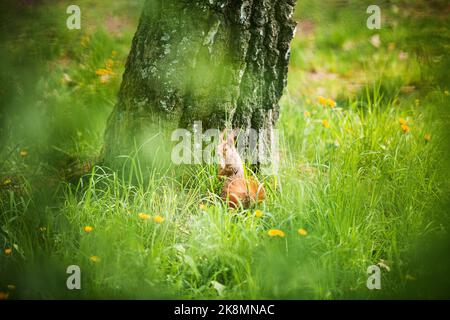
[102,0,297,169]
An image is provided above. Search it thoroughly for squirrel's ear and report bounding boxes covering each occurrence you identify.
[227,128,239,145]
[226,129,234,145]
[219,129,226,143]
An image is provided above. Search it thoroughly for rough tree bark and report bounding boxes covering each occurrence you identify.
[102,0,297,167]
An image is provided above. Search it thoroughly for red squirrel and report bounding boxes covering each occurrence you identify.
[217,129,265,208]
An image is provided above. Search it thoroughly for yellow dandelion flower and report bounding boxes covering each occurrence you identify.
[138,213,151,220]
[7,285,15,290]
[95,68,114,76]
[401,124,410,133]
[4,248,12,255]
[84,226,93,233]
[317,96,327,106]
[268,229,285,238]
[298,228,308,236]
[90,256,100,263]
[153,215,164,223]
[0,291,9,300]
[424,134,431,142]
[255,210,263,218]
[327,98,336,108]
[3,178,12,186]
[304,111,311,118]
[322,119,330,128]
[399,118,407,126]
[20,150,28,157]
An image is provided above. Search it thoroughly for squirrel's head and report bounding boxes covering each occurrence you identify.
[217,129,244,177]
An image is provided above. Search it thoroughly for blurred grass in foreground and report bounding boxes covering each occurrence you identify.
[1,0,450,299]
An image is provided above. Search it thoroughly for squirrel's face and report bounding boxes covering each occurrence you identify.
[217,130,244,177]
[216,140,231,168]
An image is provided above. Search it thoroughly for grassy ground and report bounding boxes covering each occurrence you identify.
[1,0,450,299]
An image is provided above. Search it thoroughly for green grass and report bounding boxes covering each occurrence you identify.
[1,0,450,299]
